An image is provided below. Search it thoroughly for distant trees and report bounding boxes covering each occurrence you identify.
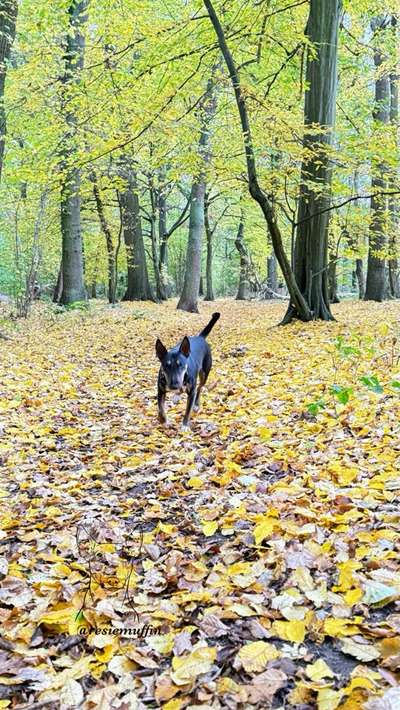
[0,0,399,313]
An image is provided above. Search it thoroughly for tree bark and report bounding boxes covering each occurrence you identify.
[0,0,17,182]
[365,18,391,302]
[355,258,365,299]
[91,174,116,303]
[157,181,169,300]
[283,0,341,322]
[235,216,250,300]
[148,177,163,301]
[119,164,154,302]
[265,254,278,299]
[204,194,214,301]
[177,75,217,313]
[53,261,63,303]
[60,0,88,305]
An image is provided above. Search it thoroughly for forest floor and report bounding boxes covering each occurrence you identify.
[0,298,400,710]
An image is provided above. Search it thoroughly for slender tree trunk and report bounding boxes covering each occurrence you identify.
[149,180,163,301]
[60,0,88,305]
[158,182,169,300]
[177,75,217,313]
[0,0,17,182]
[388,17,400,298]
[283,0,341,322]
[204,0,313,323]
[53,262,63,304]
[355,258,365,299]
[328,253,340,303]
[235,216,250,300]
[265,254,278,298]
[365,18,390,302]
[204,195,214,301]
[119,164,154,302]
[91,174,116,303]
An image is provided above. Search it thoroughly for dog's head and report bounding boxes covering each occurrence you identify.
[155,337,190,391]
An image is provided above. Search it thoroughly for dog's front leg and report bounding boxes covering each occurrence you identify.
[182,387,196,430]
[157,372,169,425]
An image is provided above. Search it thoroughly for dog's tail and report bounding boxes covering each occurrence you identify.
[199,312,220,338]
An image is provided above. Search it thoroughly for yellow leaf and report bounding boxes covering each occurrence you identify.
[272,620,306,643]
[237,641,280,672]
[171,646,217,685]
[187,477,204,489]
[323,618,359,637]
[202,520,218,536]
[317,687,344,710]
[254,516,276,545]
[305,658,334,681]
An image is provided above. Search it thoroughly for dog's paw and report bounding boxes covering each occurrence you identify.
[180,423,191,432]
[193,404,200,412]
[159,417,171,427]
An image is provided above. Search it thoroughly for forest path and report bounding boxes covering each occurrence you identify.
[0,299,399,708]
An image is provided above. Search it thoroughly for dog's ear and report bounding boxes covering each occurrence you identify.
[155,338,167,361]
[180,336,190,358]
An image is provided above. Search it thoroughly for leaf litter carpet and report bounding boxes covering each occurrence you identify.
[0,299,400,709]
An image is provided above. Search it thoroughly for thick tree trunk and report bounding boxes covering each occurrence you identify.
[365,18,390,302]
[60,0,88,305]
[119,166,154,302]
[204,195,214,301]
[92,175,116,304]
[355,258,365,299]
[177,75,217,313]
[235,217,250,300]
[0,0,17,182]
[283,0,341,322]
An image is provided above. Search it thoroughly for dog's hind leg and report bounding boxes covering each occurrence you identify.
[194,350,212,412]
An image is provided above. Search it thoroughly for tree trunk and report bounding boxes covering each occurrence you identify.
[204,0,315,323]
[92,175,116,304]
[283,0,341,322]
[53,262,63,303]
[60,0,88,305]
[119,165,154,302]
[177,181,205,312]
[388,17,400,298]
[235,217,250,300]
[158,183,169,300]
[204,195,214,301]
[265,254,278,298]
[0,0,17,182]
[149,180,163,301]
[177,75,217,313]
[355,258,365,299]
[328,251,340,303]
[365,18,390,302]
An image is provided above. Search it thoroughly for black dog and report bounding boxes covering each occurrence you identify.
[155,313,220,430]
